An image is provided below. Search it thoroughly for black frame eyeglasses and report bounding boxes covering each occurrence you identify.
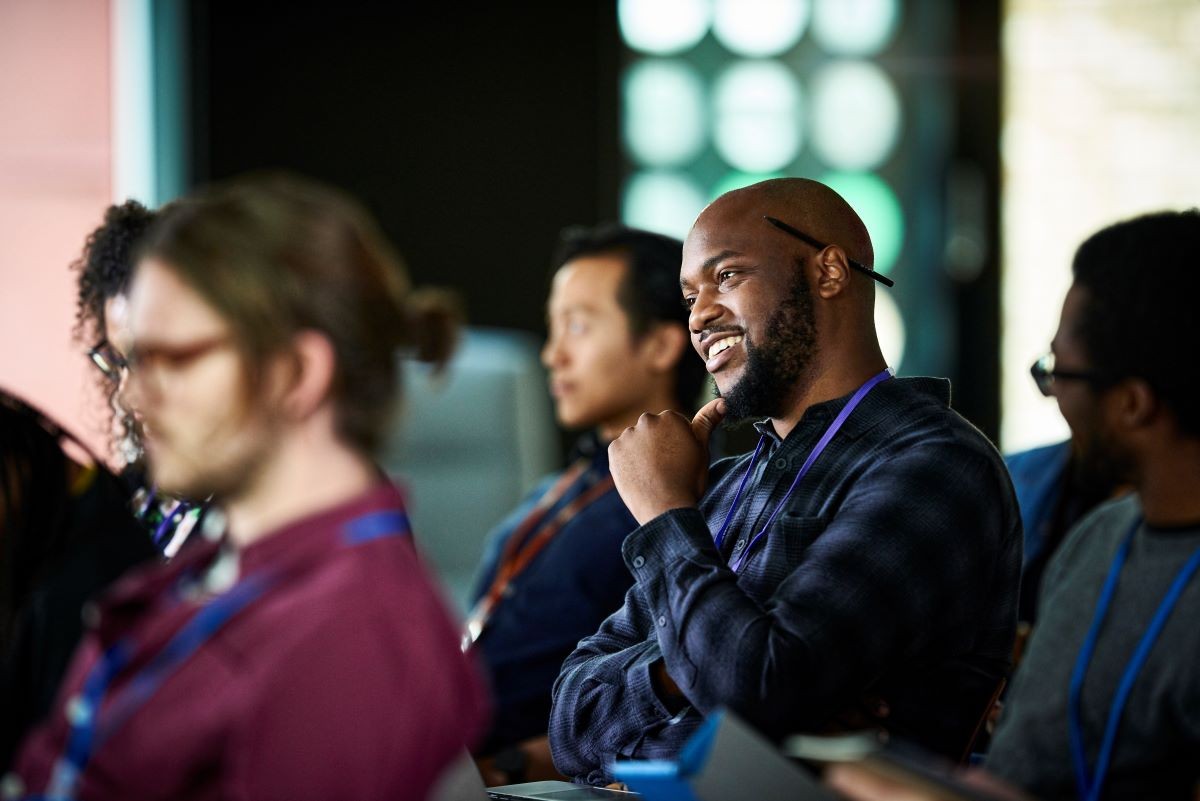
[1029,352,1108,398]
[87,341,130,379]
[763,216,895,288]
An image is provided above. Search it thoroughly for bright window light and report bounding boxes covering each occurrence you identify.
[811,0,899,56]
[875,287,906,371]
[819,170,904,275]
[712,60,804,172]
[622,171,708,239]
[1001,1,1200,451]
[712,0,810,57]
[619,0,712,55]
[623,60,707,168]
[810,61,901,170]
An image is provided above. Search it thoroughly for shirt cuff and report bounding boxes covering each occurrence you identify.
[621,507,719,576]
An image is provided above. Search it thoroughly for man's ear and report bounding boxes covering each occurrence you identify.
[279,329,337,421]
[815,246,853,300]
[640,322,689,373]
[1110,377,1159,432]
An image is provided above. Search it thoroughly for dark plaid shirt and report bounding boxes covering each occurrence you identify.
[549,377,1022,785]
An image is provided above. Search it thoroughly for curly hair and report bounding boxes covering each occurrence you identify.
[72,200,158,346]
[71,200,158,463]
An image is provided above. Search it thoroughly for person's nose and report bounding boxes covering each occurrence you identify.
[541,334,565,369]
[688,286,723,337]
[119,365,148,419]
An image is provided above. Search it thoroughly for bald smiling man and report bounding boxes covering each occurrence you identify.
[548,178,1022,784]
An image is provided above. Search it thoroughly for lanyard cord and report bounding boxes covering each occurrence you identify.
[135,487,158,521]
[1068,517,1200,801]
[712,436,767,553]
[501,459,590,561]
[485,470,614,605]
[463,460,615,649]
[150,501,191,547]
[44,507,412,801]
[713,369,892,573]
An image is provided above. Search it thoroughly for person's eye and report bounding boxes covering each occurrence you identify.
[567,320,588,335]
[717,269,738,284]
[682,295,696,310]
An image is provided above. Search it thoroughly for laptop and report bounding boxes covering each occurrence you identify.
[487,781,641,800]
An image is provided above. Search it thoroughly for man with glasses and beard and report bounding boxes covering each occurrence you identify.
[7,175,486,801]
[72,201,207,557]
[548,178,1022,785]
[987,211,1200,801]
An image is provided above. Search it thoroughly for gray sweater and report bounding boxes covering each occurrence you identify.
[987,494,1200,800]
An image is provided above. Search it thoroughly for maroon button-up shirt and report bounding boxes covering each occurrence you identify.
[12,482,488,801]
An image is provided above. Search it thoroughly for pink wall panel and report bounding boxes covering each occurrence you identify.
[0,0,113,456]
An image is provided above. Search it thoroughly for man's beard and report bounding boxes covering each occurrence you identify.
[1070,420,1134,499]
[148,402,280,505]
[717,270,818,422]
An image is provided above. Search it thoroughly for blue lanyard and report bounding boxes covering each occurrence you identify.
[40,506,412,801]
[713,369,892,573]
[135,487,192,550]
[1068,517,1200,801]
[151,501,191,547]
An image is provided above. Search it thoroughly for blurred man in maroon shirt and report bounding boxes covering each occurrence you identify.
[6,175,487,801]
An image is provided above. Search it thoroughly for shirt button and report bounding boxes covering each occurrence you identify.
[632,555,645,568]
[774,458,789,470]
[657,615,667,627]
[734,538,746,552]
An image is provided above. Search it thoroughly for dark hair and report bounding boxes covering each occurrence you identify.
[73,200,158,347]
[552,223,707,411]
[141,173,461,454]
[72,201,158,463]
[0,391,83,645]
[1072,209,1200,437]
[0,391,154,766]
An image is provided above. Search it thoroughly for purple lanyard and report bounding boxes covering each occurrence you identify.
[713,369,892,573]
[152,501,191,547]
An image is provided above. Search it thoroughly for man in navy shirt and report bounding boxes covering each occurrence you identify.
[987,210,1200,800]
[550,178,1022,784]
[469,224,707,785]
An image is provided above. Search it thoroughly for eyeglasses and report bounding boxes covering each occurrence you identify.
[88,341,130,379]
[763,216,895,288]
[1029,352,1108,397]
[126,336,234,379]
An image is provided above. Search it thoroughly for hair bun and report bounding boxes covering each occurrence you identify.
[406,287,464,372]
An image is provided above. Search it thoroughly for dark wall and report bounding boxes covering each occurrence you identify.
[188,2,620,335]
[948,0,1002,441]
[185,1,1003,441]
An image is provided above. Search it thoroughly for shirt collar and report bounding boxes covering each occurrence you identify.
[751,376,952,449]
[236,480,408,577]
[92,481,409,641]
[570,430,611,470]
